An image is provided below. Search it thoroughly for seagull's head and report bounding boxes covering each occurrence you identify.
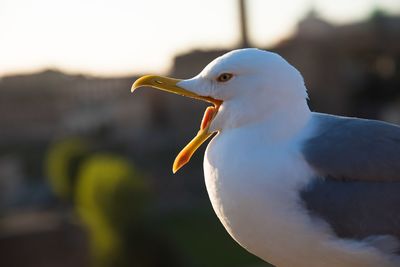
[132,48,308,173]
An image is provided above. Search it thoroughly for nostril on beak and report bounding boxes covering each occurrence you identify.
[155,80,163,85]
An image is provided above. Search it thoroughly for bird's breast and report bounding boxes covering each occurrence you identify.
[203,129,315,265]
[202,129,395,267]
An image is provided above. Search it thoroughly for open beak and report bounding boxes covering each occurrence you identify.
[131,75,222,173]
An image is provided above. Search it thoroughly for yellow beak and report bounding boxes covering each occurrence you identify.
[131,75,222,173]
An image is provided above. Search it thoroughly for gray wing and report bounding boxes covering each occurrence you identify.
[300,178,400,253]
[300,113,400,254]
[303,113,400,181]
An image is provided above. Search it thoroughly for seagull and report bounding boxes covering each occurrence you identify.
[131,48,400,267]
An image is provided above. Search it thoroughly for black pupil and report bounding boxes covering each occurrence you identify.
[219,74,230,81]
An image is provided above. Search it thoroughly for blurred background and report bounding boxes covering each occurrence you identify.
[1,0,400,266]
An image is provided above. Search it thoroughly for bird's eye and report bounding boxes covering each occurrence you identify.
[216,73,233,82]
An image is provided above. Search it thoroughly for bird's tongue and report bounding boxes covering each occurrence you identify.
[201,106,217,130]
[173,104,220,173]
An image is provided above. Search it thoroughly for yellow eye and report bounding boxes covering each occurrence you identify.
[217,73,233,82]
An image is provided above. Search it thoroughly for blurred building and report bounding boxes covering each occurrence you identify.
[0,70,151,146]
[278,10,400,118]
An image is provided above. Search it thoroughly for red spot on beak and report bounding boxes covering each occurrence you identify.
[201,106,217,130]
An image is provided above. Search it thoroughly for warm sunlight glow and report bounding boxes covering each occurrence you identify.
[1,0,399,76]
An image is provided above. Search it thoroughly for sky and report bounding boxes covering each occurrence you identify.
[1,0,400,77]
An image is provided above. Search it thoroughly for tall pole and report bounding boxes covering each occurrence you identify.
[239,0,249,48]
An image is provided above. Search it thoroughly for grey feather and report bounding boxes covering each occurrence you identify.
[302,113,400,181]
[300,113,400,254]
[300,178,400,253]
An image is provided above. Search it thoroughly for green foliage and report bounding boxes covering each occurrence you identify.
[45,138,89,200]
[369,7,388,20]
[75,153,149,267]
[159,208,271,267]
[45,141,268,266]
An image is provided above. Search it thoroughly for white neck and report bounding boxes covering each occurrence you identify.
[212,97,311,143]
[257,100,311,142]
